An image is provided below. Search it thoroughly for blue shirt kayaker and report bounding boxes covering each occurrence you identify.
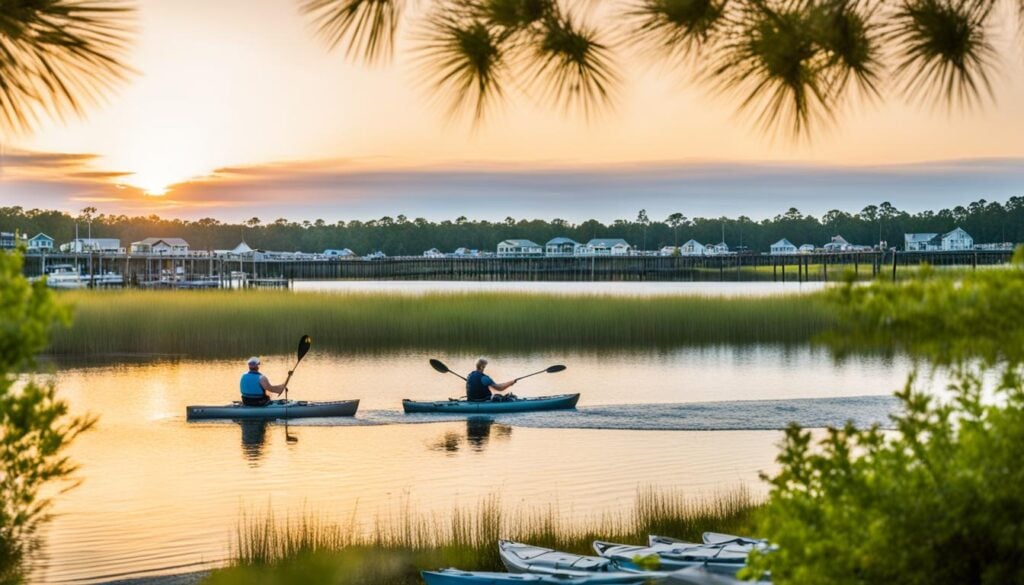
[240,356,289,406]
[466,358,516,402]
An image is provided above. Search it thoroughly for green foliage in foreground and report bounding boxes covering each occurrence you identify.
[49,290,831,357]
[0,252,92,583]
[746,250,1024,584]
[207,488,759,585]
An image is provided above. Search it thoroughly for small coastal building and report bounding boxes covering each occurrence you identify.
[584,238,631,256]
[707,242,730,256]
[799,244,816,254]
[423,248,444,258]
[660,245,679,256]
[497,239,543,257]
[60,238,123,254]
[27,233,54,252]
[545,237,583,257]
[130,237,190,256]
[452,247,481,257]
[679,239,705,256]
[770,239,798,255]
[323,248,356,258]
[823,235,851,252]
[0,232,16,249]
[941,227,973,251]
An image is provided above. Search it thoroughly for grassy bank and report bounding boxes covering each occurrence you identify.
[48,290,832,357]
[205,488,760,585]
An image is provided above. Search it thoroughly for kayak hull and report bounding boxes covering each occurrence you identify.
[403,394,580,414]
[499,540,618,575]
[186,399,359,420]
[592,541,748,575]
[421,569,653,585]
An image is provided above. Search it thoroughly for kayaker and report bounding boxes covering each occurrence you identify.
[466,358,517,402]
[240,357,289,406]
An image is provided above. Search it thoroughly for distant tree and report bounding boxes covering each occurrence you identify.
[245,217,262,228]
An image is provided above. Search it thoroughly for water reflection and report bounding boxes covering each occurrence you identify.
[237,420,299,465]
[429,417,512,454]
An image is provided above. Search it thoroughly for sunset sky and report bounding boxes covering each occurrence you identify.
[1,0,1023,223]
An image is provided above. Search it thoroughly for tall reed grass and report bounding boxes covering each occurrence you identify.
[50,290,831,357]
[208,487,760,585]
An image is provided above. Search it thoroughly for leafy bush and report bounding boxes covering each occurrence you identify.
[0,251,93,583]
[746,250,1024,584]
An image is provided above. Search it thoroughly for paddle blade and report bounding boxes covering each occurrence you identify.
[429,359,450,374]
[296,335,312,362]
[546,365,567,373]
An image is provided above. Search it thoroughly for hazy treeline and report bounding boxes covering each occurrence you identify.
[2,197,1022,255]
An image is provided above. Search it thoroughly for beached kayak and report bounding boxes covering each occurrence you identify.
[186,399,359,420]
[402,394,580,414]
[421,569,655,585]
[592,541,748,575]
[500,540,623,575]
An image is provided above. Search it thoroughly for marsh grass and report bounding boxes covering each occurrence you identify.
[51,290,830,357]
[210,487,759,585]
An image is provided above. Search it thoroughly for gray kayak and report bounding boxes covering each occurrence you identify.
[421,569,655,585]
[592,541,749,575]
[500,540,669,578]
[403,393,580,414]
[186,399,359,420]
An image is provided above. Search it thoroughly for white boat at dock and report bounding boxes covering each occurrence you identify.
[33,264,124,289]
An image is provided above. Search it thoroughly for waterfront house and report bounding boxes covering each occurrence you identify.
[27,233,54,252]
[452,247,482,257]
[679,239,705,256]
[130,237,190,256]
[545,237,583,257]
[770,239,798,255]
[707,242,730,256]
[904,233,938,251]
[497,239,543,257]
[799,244,816,254]
[941,227,973,250]
[584,238,631,256]
[660,245,679,256]
[0,232,16,249]
[60,238,123,254]
[423,248,444,258]
[323,248,356,258]
[823,235,851,252]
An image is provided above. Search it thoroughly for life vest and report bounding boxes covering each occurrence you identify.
[240,370,265,397]
[466,370,492,402]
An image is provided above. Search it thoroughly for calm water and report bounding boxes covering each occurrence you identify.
[37,346,913,584]
[292,280,829,297]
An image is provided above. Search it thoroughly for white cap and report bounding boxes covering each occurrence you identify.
[247,356,260,367]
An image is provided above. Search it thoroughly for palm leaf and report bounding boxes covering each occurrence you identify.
[528,14,619,118]
[480,0,556,29]
[811,0,882,99]
[301,0,404,64]
[416,10,508,121]
[626,0,730,59]
[0,0,133,135]
[888,0,996,107]
[707,0,832,137]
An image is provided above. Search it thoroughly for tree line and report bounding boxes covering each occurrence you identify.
[2,197,1022,256]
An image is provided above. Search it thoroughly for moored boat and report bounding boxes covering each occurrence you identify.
[421,569,654,585]
[186,399,359,420]
[592,541,749,575]
[402,393,580,414]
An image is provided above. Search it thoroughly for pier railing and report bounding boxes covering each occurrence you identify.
[19,249,1014,285]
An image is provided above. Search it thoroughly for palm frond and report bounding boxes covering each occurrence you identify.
[416,11,508,122]
[812,0,882,99]
[888,0,996,107]
[707,1,831,137]
[626,0,730,59]
[0,0,133,135]
[481,0,556,29]
[529,14,619,118]
[301,0,404,64]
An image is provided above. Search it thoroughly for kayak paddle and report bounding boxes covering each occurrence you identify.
[429,358,467,381]
[514,365,566,382]
[283,335,312,402]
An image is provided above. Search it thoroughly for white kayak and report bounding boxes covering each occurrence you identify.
[592,541,749,575]
[186,399,359,420]
[499,540,666,577]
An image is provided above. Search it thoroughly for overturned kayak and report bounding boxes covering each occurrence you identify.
[403,394,580,414]
[500,540,625,575]
[421,569,655,585]
[592,541,748,575]
[186,399,359,420]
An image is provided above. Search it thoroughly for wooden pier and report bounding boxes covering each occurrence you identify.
[19,249,1014,284]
